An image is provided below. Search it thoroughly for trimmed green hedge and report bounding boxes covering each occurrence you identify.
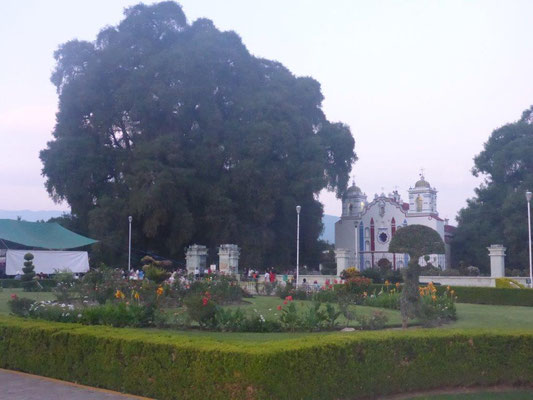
[435,286,533,307]
[1,316,533,399]
[0,279,56,290]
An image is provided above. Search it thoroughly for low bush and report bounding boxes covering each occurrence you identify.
[434,286,533,306]
[2,316,533,399]
[495,278,525,289]
[7,295,35,317]
[355,310,388,330]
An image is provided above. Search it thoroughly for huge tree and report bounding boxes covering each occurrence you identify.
[40,2,356,268]
[452,107,533,273]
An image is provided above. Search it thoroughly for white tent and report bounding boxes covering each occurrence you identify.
[6,250,90,275]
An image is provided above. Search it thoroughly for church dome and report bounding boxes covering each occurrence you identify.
[414,178,430,188]
[345,184,362,197]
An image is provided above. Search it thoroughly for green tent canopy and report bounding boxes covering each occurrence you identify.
[0,219,97,250]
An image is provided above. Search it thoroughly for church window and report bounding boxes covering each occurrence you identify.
[365,240,370,250]
[378,232,388,243]
[416,195,423,212]
[365,227,370,238]
[370,218,375,251]
[391,217,396,236]
[365,261,371,269]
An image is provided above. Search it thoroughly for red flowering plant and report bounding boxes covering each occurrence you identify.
[183,291,217,328]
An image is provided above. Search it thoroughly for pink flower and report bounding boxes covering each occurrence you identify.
[202,297,209,306]
[277,305,282,311]
[285,296,293,302]
[10,294,17,300]
[283,300,288,305]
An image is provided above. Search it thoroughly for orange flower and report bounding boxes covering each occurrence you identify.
[395,282,400,288]
[431,295,437,301]
[115,290,125,299]
[156,286,164,296]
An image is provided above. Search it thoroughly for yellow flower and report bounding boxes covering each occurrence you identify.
[446,286,451,291]
[115,290,125,299]
[385,280,390,286]
[451,290,455,296]
[134,292,140,300]
[156,286,164,296]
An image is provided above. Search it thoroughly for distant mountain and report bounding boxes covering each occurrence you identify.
[0,210,68,222]
[320,214,338,244]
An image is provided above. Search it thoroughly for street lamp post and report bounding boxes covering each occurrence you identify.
[527,192,532,288]
[128,216,133,273]
[296,205,301,288]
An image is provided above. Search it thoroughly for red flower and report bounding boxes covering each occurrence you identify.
[285,295,293,302]
[277,305,282,311]
[10,294,17,300]
[202,297,209,306]
[334,279,338,284]
[283,300,288,305]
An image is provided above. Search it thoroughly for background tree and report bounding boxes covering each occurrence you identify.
[40,2,356,268]
[452,106,533,274]
[21,253,36,292]
[389,224,445,328]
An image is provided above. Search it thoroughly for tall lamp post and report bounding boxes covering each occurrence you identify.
[128,216,133,273]
[527,192,532,288]
[296,205,301,288]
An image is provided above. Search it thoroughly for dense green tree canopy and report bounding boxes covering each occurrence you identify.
[40,2,356,267]
[452,107,533,273]
[389,224,445,259]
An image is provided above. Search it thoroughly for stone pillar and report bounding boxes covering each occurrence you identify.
[487,244,506,278]
[335,248,353,277]
[185,244,208,275]
[218,244,240,276]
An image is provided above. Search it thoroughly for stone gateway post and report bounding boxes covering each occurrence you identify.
[218,244,240,276]
[185,245,208,275]
[487,244,506,278]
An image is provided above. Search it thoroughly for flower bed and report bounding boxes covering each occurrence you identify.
[1,316,533,399]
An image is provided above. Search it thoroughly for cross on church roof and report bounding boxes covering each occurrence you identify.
[420,167,425,180]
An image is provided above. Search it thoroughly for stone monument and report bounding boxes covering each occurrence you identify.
[218,244,240,276]
[185,244,208,275]
[487,244,506,278]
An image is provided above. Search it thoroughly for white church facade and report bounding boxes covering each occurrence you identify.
[334,175,454,274]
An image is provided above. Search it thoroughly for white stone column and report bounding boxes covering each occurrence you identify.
[218,244,240,276]
[185,244,208,275]
[335,248,353,277]
[487,244,506,278]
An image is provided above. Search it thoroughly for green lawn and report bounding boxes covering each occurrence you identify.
[404,390,533,399]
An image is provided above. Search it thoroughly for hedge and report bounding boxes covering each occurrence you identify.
[0,279,56,290]
[1,316,533,399]
[434,286,533,307]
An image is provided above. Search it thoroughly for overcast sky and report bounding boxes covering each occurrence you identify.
[1,0,532,221]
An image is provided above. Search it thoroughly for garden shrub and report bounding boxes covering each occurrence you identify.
[434,286,533,306]
[21,253,37,292]
[183,292,217,328]
[495,278,525,289]
[355,310,388,330]
[7,295,35,317]
[53,269,77,301]
[3,316,533,400]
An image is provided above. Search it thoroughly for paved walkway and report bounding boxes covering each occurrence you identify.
[0,369,151,400]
